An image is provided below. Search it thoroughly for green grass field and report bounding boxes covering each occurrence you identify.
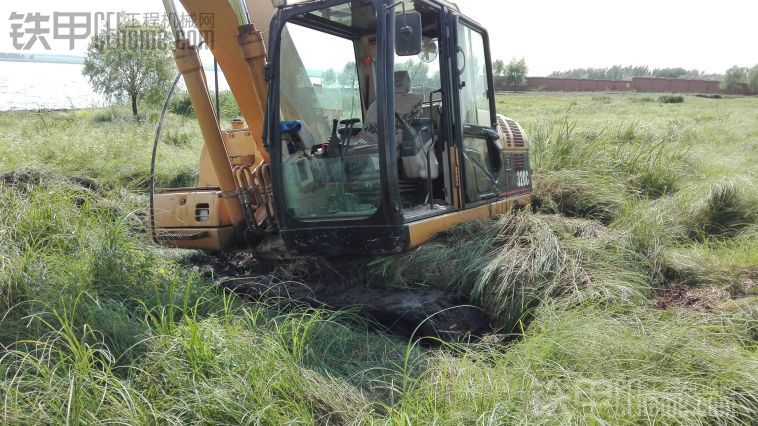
[1,92,756,424]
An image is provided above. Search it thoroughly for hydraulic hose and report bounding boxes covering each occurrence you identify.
[149,72,182,244]
[149,41,207,244]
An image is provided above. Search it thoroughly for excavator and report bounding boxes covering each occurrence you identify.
[152,0,532,258]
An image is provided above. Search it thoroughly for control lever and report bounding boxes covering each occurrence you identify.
[326,118,340,157]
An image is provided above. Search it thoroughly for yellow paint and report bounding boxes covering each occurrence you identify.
[199,129,261,187]
[449,146,462,209]
[174,40,244,226]
[152,189,235,250]
[408,195,532,248]
[153,189,231,228]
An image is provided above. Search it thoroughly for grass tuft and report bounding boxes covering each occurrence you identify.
[371,212,651,332]
[659,94,685,104]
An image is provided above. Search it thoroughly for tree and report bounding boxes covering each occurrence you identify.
[721,66,747,93]
[338,62,357,88]
[493,59,506,77]
[505,58,528,86]
[652,67,687,79]
[748,65,758,94]
[322,68,337,86]
[83,20,173,118]
[550,65,651,80]
[396,59,431,89]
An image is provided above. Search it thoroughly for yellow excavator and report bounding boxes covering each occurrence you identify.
[152,0,531,258]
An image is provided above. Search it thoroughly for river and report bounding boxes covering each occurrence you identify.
[0,61,230,111]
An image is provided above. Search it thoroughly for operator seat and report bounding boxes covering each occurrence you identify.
[354,70,423,148]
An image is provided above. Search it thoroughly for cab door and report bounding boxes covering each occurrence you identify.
[450,17,502,206]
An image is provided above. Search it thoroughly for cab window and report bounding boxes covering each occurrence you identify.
[457,24,492,127]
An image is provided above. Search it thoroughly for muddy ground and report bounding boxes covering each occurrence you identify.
[188,251,493,342]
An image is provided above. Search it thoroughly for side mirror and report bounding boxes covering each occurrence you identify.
[395,11,422,56]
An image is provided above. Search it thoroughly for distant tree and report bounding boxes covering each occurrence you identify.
[505,58,528,86]
[549,65,723,81]
[649,67,718,80]
[322,68,337,86]
[83,20,173,118]
[605,65,624,80]
[396,59,434,90]
[652,67,688,78]
[748,65,758,94]
[339,62,357,88]
[493,59,506,77]
[429,70,441,89]
[721,66,748,93]
[410,60,429,88]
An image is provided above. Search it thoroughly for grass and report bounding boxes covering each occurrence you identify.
[0,106,202,189]
[1,92,757,424]
[368,213,651,332]
[396,303,757,424]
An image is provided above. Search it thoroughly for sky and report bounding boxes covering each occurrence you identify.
[1,0,756,76]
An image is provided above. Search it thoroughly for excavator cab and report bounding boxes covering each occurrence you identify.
[152,0,531,256]
[268,0,531,255]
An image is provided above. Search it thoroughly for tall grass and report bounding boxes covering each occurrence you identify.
[518,95,757,288]
[371,212,651,332]
[0,182,411,424]
[530,115,690,223]
[392,302,758,424]
[0,109,202,188]
[1,93,756,424]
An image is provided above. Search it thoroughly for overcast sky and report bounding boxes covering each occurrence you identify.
[1,0,755,76]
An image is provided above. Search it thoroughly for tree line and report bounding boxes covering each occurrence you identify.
[80,14,758,121]
[491,59,758,93]
[548,66,722,81]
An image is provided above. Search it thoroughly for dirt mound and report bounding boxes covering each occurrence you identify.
[653,269,758,311]
[653,284,732,310]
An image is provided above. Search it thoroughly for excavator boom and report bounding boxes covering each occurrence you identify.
[176,0,273,161]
